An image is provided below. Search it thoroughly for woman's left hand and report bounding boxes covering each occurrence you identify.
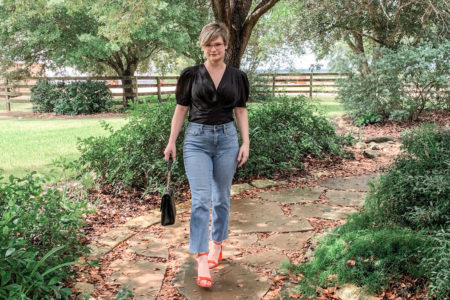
[237,143,249,167]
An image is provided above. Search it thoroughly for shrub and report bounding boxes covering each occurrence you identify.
[0,171,91,299]
[365,125,450,229]
[288,124,450,298]
[291,223,427,297]
[338,41,450,122]
[76,96,351,191]
[30,80,113,115]
[77,101,187,191]
[238,96,352,179]
[30,80,65,113]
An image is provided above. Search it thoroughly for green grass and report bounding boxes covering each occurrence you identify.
[0,117,128,183]
[0,95,344,184]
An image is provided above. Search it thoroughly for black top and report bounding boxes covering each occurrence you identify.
[175,64,249,125]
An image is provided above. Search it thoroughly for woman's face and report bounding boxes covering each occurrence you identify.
[202,36,227,64]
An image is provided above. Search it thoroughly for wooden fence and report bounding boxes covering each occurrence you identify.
[0,72,343,112]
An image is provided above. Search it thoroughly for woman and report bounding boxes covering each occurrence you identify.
[164,22,250,288]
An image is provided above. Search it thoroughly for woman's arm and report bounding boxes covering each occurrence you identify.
[234,107,249,167]
[164,105,189,161]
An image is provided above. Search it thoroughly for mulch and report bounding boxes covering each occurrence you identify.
[63,110,448,299]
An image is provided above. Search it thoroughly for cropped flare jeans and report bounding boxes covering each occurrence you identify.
[183,121,239,253]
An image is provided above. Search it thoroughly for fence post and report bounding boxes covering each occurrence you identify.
[309,72,313,98]
[156,77,162,102]
[272,75,276,96]
[132,76,138,102]
[5,79,11,112]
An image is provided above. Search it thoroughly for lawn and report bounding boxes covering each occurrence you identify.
[0,117,128,182]
[0,95,345,183]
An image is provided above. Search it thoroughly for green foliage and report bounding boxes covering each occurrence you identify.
[238,96,352,179]
[77,101,187,191]
[30,80,113,115]
[338,41,450,122]
[291,224,426,296]
[365,125,450,229]
[0,0,206,79]
[76,96,351,191]
[0,171,92,299]
[29,80,65,113]
[355,112,382,126]
[288,125,450,298]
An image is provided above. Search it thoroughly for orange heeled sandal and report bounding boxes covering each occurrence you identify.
[208,241,223,269]
[196,253,212,288]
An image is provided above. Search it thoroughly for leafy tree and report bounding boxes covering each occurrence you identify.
[211,0,281,68]
[294,0,449,74]
[0,0,207,106]
[241,0,305,72]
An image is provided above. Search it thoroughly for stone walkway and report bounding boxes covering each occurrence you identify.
[77,174,380,300]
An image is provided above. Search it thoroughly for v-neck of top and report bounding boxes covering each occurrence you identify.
[202,64,228,91]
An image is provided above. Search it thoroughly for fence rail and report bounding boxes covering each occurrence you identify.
[0,72,343,112]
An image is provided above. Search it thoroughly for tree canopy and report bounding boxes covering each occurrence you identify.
[0,0,208,103]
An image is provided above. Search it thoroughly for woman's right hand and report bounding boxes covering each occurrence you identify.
[164,142,177,161]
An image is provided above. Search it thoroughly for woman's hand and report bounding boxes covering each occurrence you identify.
[237,143,249,167]
[164,142,177,161]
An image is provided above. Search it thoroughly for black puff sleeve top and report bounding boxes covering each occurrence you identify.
[175,64,249,125]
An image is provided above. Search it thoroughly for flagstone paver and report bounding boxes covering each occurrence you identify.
[235,250,289,269]
[124,214,160,229]
[326,189,366,206]
[230,183,253,195]
[320,174,378,192]
[87,242,112,258]
[125,233,169,259]
[174,259,272,300]
[96,227,135,249]
[88,174,381,299]
[229,198,314,233]
[250,179,280,189]
[290,204,358,220]
[259,232,315,251]
[227,234,258,249]
[258,187,325,203]
[107,259,166,300]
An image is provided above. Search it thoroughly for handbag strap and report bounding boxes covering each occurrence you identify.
[166,157,173,189]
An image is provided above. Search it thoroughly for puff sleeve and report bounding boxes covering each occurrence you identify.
[235,71,249,107]
[175,67,193,106]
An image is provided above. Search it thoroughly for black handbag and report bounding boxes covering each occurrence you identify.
[161,158,176,226]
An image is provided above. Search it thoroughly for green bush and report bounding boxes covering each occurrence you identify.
[76,96,351,191]
[77,101,187,191]
[288,125,450,299]
[238,96,352,179]
[30,80,113,115]
[365,125,449,229]
[338,41,450,122]
[291,223,427,296]
[30,80,65,113]
[0,171,91,299]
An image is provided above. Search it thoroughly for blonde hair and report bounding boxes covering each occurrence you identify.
[199,23,229,47]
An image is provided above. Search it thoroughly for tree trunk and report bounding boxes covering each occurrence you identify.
[121,73,135,108]
[345,32,370,75]
[211,0,280,68]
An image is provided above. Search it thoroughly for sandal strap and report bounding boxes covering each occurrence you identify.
[197,276,212,282]
[197,252,208,257]
[212,241,222,245]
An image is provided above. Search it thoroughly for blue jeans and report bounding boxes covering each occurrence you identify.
[183,121,239,253]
